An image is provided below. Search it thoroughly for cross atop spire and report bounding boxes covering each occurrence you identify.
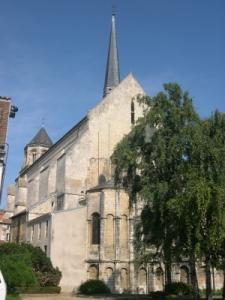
[103,13,120,97]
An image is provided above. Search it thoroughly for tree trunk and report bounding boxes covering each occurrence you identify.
[205,254,212,300]
[189,253,200,300]
[222,271,225,300]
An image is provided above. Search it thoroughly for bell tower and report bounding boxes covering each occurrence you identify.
[24,127,53,168]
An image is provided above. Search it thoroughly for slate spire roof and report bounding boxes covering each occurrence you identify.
[27,127,53,148]
[103,13,120,97]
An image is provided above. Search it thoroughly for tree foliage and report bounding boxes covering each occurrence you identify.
[112,83,225,300]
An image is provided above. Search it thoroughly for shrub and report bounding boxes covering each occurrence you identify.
[0,243,61,292]
[22,244,61,286]
[35,268,62,287]
[0,254,38,293]
[78,279,111,295]
[165,282,191,296]
[150,291,166,299]
[213,288,223,296]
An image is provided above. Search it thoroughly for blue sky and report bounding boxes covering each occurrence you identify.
[1,0,225,207]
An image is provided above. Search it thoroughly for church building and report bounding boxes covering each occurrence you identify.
[7,14,223,294]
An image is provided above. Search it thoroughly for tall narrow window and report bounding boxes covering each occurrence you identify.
[38,223,41,240]
[32,150,37,163]
[45,220,48,238]
[56,194,64,211]
[131,100,135,125]
[31,225,34,241]
[92,212,100,244]
[39,166,49,202]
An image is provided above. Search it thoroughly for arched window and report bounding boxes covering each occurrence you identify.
[120,215,128,250]
[131,100,135,125]
[180,266,190,284]
[155,267,164,291]
[120,268,128,292]
[138,268,147,294]
[98,174,106,184]
[105,267,114,291]
[88,264,99,279]
[92,212,100,244]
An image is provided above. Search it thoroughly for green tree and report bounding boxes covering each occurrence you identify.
[112,84,225,300]
[112,83,201,299]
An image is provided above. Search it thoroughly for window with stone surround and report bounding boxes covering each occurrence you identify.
[32,150,37,163]
[56,194,64,211]
[31,225,34,241]
[38,223,41,240]
[88,264,98,280]
[45,220,49,237]
[92,212,100,245]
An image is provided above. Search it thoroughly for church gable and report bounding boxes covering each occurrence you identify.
[86,73,145,186]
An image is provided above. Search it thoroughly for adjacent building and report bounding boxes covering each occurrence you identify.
[0,96,18,203]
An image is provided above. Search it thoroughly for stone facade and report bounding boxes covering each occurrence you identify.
[7,74,149,292]
[7,72,224,292]
[6,14,224,293]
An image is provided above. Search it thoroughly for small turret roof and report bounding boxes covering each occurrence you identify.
[26,128,53,148]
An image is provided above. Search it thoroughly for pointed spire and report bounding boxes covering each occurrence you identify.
[103,13,120,97]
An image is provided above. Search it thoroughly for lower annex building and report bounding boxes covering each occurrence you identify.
[7,14,223,293]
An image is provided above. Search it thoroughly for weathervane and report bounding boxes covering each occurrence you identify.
[112,0,116,15]
[41,117,45,128]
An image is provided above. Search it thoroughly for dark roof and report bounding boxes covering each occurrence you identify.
[26,128,53,148]
[10,209,27,219]
[87,179,116,193]
[28,213,51,224]
[103,14,120,97]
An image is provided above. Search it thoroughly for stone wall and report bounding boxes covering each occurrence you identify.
[50,207,87,292]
